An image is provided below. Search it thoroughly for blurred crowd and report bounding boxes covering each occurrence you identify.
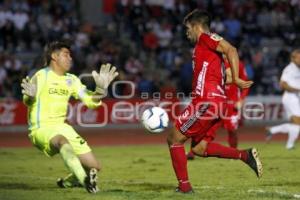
[0,0,300,100]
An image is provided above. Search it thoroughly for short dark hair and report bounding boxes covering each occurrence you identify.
[291,49,300,61]
[183,9,211,29]
[44,40,71,66]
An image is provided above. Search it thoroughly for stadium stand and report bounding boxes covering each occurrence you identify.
[0,0,300,99]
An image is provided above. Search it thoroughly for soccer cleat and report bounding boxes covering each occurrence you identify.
[265,127,272,142]
[175,181,194,193]
[56,178,65,188]
[186,151,195,160]
[287,146,295,150]
[175,187,194,194]
[56,178,82,188]
[245,148,263,178]
[84,168,99,193]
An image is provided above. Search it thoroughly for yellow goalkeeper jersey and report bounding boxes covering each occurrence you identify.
[23,67,101,130]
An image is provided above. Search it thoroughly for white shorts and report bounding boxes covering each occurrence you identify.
[282,93,300,119]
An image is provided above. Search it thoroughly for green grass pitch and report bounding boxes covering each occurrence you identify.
[1,143,300,200]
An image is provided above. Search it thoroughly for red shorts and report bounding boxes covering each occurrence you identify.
[175,97,226,142]
[222,103,240,131]
[191,120,223,143]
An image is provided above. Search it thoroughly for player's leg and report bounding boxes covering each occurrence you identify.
[191,138,262,177]
[50,135,87,187]
[227,130,238,148]
[266,122,300,148]
[286,97,300,148]
[29,125,96,193]
[57,152,100,189]
[186,120,222,160]
[223,105,239,148]
[192,138,246,160]
[186,137,198,160]
[266,123,291,142]
[190,110,263,178]
[78,152,101,171]
[53,124,99,193]
[78,151,101,192]
[286,122,300,149]
[191,120,246,160]
[280,95,300,147]
[29,127,84,188]
[169,101,220,193]
[167,126,191,193]
[225,115,239,148]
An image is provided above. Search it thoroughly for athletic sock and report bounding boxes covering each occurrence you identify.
[227,131,238,148]
[60,144,86,185]
[269,123,290,135]
[203,142,248,162]
[286,124,300,149]
[169,144,191,191]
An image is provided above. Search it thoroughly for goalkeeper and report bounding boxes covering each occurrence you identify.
[21,41,118,193]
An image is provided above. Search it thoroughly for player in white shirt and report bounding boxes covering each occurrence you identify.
[266,49,300,149]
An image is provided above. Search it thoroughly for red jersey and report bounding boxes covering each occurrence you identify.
[192,33,225,99]
[224,60,249,102]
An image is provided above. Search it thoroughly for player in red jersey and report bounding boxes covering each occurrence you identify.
[223,58,250,147]
[186,58,250,160]
[167,10,262,193]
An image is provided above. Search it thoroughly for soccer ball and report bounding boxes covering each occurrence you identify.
[141,107,169,133]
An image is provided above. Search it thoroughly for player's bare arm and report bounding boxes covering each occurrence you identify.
[225,68,233,84]
[216,40,253,89]
[92,63,119,102]
[280,81,300,93]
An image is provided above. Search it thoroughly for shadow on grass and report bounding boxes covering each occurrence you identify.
[104,189,136,195]
[0,151,16,156]
[0,182,36,190]
[0,182,61,191]
[123,182,174,191]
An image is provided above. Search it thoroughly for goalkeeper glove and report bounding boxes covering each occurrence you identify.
[92,63,119,98]
[21,76,37,97]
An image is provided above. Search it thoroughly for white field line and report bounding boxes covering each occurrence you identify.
[248,189,300,199]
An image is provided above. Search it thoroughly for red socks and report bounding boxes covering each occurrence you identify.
[204,142,248,162]
[169,142,248,192]
[227,131,238,148]
[169,144,192,192]
[169,144,188,181]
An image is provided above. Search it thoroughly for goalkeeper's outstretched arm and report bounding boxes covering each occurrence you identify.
[92,63,119,101]
[74,63,119,109]
[21,76,37,106]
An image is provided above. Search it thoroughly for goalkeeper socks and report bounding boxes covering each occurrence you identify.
[203,142,248,162]
[169,144,189,183]
[60,144,86,185]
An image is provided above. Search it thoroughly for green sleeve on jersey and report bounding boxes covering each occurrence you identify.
[71,75,101,109]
